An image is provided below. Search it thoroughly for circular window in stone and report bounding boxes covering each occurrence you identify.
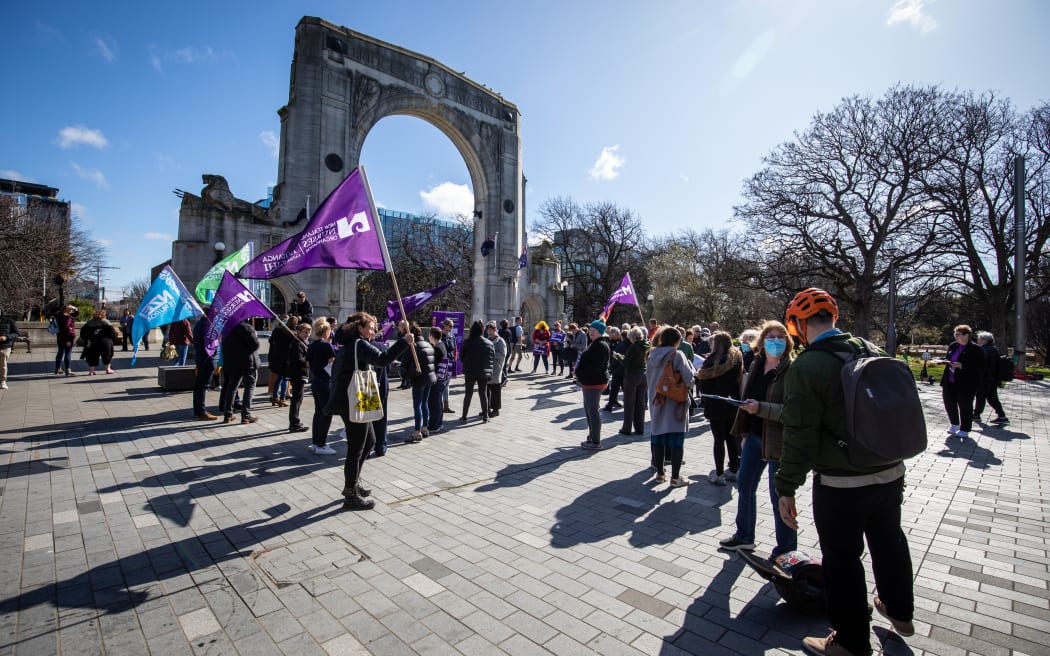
[503,199,515,214]
[325,153,344,173]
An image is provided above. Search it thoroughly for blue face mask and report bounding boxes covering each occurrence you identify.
[765,337,787,357]
[740,343,750,353]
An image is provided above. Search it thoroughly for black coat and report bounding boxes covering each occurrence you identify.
[576,336,611,386]
[459,335,495,379]
[698,349,744,421]
[325,333,408,416]
[940,341,984,392]
[221,321,260,374]
[0,316,20,348]
[268,326,294,376]
[287,339,309,379]
[81,319,117,360]
[403,337,437,386]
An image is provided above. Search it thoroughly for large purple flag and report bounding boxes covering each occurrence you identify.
[238,166,390,279]
[379,280,457,339]
[205,271,278,356]
[599,272,639,321]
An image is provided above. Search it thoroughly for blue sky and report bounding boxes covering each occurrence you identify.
[2,0,1048,296]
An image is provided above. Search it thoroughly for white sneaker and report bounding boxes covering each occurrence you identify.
[314,445,337,455]
[335,428,346,439]
[955,430,969,439]
[0,382,7,389]
[306,444,316,453]
[708,472,727,486]
[724,471,738,482]
[947,424,960,435]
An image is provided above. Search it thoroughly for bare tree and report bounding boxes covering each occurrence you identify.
[533,197,645,323]
[735,85,948,337]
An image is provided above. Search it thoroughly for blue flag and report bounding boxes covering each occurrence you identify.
[131,265,203,365]
[519,243,528,269]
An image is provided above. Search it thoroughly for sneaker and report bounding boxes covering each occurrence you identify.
[313,445,336,455]
[802,632,868,656]
[992,416,1009,424]
[580,441,601,450]
[955,430,969,438]
[873,596,914,636]
[335,427,347,439]
[724,470,738,482]
[708,472,727,486]
[654,474,667,483]
[947,424,959,435]
[0,382,7,390]
[669,477,689,488]
[719,536,756,551]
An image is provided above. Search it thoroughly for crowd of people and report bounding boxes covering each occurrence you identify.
[3,285,1027,656]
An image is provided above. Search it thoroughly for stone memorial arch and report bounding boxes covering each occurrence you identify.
[275,16,526,321]
[171,16,553,323]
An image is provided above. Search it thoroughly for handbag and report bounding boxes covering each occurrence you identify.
[656,356,690,404]
[160,343,178,361]
[348,341,384,423]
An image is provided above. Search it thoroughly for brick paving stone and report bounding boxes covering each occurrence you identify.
[2,347,1049,654]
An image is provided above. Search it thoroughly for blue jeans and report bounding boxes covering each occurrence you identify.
[55,341,72,372]
[735,433,797,554]
[174,344,189,366]
[411,383,431,431]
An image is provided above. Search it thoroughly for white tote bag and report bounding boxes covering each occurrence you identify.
[348,341,384,423]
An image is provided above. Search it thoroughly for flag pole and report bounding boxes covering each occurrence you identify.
[359,165,419,370]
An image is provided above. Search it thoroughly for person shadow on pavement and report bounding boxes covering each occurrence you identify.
[549,470,673,548]
[936,434,1003,469]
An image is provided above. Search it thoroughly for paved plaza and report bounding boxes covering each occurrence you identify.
[1,346,1048,655]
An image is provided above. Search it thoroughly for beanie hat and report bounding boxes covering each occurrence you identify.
[589,320,607,335]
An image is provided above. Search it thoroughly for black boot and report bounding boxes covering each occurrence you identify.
[342,494,375,511]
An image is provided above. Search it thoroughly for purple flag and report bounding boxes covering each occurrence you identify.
[378,280,457,339]
[238,166,390,279]
[205,271,278,356]
[519,243,528,269]
[600,272,639,321]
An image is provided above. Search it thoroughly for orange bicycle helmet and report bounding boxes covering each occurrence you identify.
[785,288,839,343]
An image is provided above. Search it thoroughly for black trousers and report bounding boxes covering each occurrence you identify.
[709,413,739,474]
[219,368,256,418]
[813,476,913,655]
[193,359,214,415]
[311,378,332,446]
[342,418,375,492]
[606,371,624,407]
[942,384,976,432]
[620,373,647,434]
[974,379,1005,419]
[486,382,501,413]
[462,375,489,418]
[288,376,306,428]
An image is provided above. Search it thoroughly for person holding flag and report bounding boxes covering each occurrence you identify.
[131,266,204,366]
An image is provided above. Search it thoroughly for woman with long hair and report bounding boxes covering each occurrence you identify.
[324,312,410,511]
[403,322,437,442]
[646,325,696,486]
[940,324,984,439]
[719,320,797,555]
[459,320,495,423]
[696,331,743,485]
[306,319,337,454]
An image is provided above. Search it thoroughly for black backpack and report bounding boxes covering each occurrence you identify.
[996,354,1015,383]
[806,338,927,468]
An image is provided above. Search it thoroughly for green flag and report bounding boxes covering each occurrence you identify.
[195,242,253,304]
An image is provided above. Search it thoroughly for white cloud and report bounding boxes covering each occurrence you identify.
[57,125,108,149]
[144,232,174,241]
[420,182,473,218]
[71,202,90,222]
[887,0,939,33]
[589,145,625,181]
[96,238,113,247]
[259,131,279,158]
[0,170,35,183]
[150,45,217,72]
[93,36,116,62]
[720,29,776,96]
[71,162,109,189]
[679,173,690,184]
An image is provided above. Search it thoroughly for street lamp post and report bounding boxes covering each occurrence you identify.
[886,242,899,356]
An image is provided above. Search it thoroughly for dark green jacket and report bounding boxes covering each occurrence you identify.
[623,339,650,376]
[774,332,896,497]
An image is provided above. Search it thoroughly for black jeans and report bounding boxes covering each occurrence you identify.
[311,378,332,446]
[709,413,739,474]
[486,382,501,413]
[606,371,624,407]
[427,378,447,431]
[813,476,913,655]
[462,375,489,418]
[193,359,215,415]
[219,368,256,418]
[974,379,1005,419]
[288,376,306,428]
[942,384,976,432]
[342,418,375,491]
[620,372,647,434]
